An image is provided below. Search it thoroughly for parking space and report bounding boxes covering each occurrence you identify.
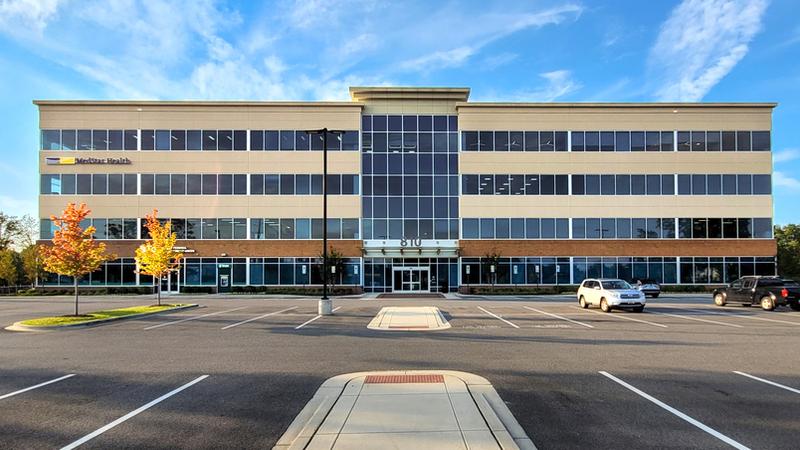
[2,294,799,448]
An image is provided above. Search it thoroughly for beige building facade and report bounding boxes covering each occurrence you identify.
[36,87,776,292]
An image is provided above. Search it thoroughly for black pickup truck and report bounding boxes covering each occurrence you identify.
[713,276,800,311]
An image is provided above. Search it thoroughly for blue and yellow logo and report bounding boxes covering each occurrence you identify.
[45,157,76,165]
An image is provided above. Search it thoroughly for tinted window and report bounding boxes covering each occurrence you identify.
[753,174,771,194]
[751,131,770,151]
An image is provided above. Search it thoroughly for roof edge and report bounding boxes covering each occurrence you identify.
[456,102,778,109]
[32,100,364,107]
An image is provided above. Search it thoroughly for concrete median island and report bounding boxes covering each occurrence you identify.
[6,303,198,331]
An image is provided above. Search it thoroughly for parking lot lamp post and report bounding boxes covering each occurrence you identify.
[307,128,343,316]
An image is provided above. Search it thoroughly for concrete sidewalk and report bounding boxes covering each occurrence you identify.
[275,370,535,450]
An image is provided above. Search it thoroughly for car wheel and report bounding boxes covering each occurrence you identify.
[633,306,644,313]
[790,303,800,311]
[600,298,611,313]
[579,296,588,309]
[760,296,775,311]
[714,293,726,307]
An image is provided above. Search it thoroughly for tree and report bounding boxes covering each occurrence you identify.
[0,249,21,286]
[135,210,182,306]
[41,203,115,315]
[20,244,44,286]
[0,212,22,250]
[775,224,800,280]
[483,250,502,286]
[319,245,346,289]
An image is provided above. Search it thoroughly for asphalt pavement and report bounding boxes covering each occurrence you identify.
[1,293,799,449]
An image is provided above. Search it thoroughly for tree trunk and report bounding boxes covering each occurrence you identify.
[157,277,161,306]
[73,277,79,316]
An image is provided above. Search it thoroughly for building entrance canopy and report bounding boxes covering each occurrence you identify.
[362,240,459,258]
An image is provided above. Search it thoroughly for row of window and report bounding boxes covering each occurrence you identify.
[462,217,772,240]
[40,218,139,240]
[362,154,459,175]
[361,218,459,240]
[461,218,570,239]
[677,174,771,195]
[461,174,772,196]
[40,129,360,151]
[40,174,360,196]
[362,132,459,153]
[251,218,359,240]
[37,256,777,287]
[250,130,358,151]
[460,130,771,152]
[362,115,458,132]
[570,217,771,239]
[462,174,569,195]
[461,256,775,285]
[41,129,139,151]
[363,196,459,220]
[460,131,568,152]
[362,176,459,197]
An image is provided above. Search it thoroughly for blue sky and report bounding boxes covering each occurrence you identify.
[1,0,798,224]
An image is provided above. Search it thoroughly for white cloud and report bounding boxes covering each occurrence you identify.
[0,0,64,32]
[519,70,582,102]
[475,70,581,102]
[774,171,800,190]
[648,0,768,101]
[480,52,518,70]
[773,148,800,163]
[399,3,583,72]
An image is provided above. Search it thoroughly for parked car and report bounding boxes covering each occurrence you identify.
[712,276,800,311]
[577,278,646,312]
[634,278,661,298]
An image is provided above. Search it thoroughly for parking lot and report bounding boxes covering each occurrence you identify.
[1,294,799,449]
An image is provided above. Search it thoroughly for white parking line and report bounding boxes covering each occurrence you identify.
[0,374,76,400]
[574,306,667,328]
[599,371,750,450]
[524,306,594,328]
[733,371,800,395]
[144,307,247,330]
[295,307,342,330]
[477,306,520,329]
[690,309,800,327]
[60,375,209,450]
[221,306,298,330]
[649,311,744,328]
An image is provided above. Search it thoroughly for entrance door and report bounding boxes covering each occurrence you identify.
[392,267,430,293]
[159,269,181,294]
[218,264,231,293]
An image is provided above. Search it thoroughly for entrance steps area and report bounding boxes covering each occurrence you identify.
[274,370,535,450]
[367,306,451,331]
[376,293,445,299]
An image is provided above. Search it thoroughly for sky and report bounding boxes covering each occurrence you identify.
[0,0,798,224]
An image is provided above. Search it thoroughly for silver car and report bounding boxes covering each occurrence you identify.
[577,278,646,312]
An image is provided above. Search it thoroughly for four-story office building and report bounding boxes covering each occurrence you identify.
[36,87,777,292]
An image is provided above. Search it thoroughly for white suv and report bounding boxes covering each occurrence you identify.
[577,278,646,312]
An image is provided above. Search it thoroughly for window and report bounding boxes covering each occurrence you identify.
[752,131,770,151]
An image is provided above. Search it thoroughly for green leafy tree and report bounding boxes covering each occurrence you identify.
[775,224,800,279]
[0,249,21,286]
[20,244,45,286]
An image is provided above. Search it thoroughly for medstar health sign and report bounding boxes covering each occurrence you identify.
[46,157,132,165]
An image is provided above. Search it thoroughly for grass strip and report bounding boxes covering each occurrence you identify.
[20,304,190,327]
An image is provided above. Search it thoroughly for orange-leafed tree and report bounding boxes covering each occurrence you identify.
[42,203,116,316]
[135,210,182,306]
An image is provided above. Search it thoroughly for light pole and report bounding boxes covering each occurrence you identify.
[307,128,343,315]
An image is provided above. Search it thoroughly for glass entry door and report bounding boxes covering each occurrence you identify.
[392,267,430,293]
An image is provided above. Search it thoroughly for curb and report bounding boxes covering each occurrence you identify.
[4,304,199,332]
[274,370,536,450]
